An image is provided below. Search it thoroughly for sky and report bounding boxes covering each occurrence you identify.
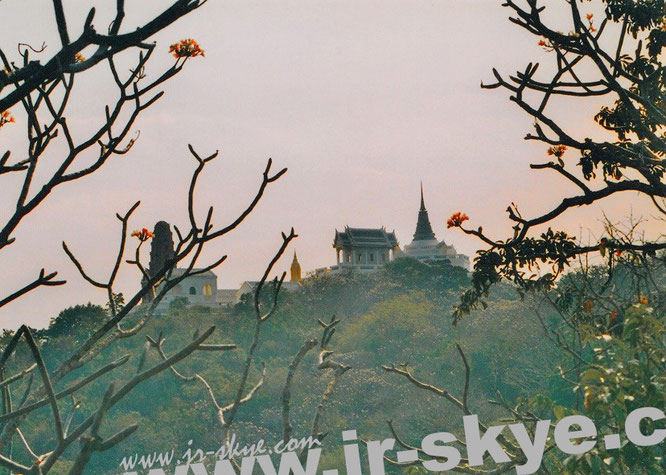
[0,0,660,329]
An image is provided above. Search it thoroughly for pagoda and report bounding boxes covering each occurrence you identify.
[402,184,469,269]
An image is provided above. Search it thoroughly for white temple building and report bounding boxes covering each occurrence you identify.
[309,185,469,277]
[401,185,469,269]
[141,222,302,310]
[140,186,469,308]
[309,227,399,276]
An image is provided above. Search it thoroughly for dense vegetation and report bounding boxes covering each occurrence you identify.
[2,254,663,473]
[0,258,554,473]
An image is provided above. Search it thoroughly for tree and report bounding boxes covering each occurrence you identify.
[448,0,665,320]
[38,303,107,344]
[531,243,666,473]
[0,2,297,473]
[379,2,665,472]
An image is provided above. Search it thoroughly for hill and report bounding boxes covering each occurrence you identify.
[5,258,563,473]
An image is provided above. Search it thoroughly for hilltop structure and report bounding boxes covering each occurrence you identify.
[141,221,220,308]
[306,227,399,277]
[332,227,398,272]
[140,187,468,307]
[402,185,469,269]
[290,252,302,282]
[141,221,301,310]
[310,185,468,277]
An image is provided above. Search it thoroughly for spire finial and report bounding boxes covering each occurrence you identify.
[290,250,302,282]
[420,181,425,210]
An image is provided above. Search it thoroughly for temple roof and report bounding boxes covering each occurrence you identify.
[333,226,398,249]
[412,184,436,241]
[167,268,217,279]
[239,280,300,292]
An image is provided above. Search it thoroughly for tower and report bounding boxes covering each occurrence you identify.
[141,221,220,307]
[412,182,436,241]
[290,251,302,282]
[403,184,470,270]
[149,221,175,277]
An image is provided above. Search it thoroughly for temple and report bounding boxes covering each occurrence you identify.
[140,221,301,310]
[141,221,219,308]
[290,252,302,282]
[332,226,399,272]
[139,185,468,309]
[402,184,469,268]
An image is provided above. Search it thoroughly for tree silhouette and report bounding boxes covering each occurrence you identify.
[0,2,296,473]
[449,0,665,321]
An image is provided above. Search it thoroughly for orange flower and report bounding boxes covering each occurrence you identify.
[615,250,622,257]
[169,39,205,59]
[610,311,617,321]
[0,110,15,129]
[547,145,567,158]
[131,228,155,241]
[640,296,648,305]
[537,38,553,52]
[586,13,594,20]
[75,53,85,63]
[447,212,469,229]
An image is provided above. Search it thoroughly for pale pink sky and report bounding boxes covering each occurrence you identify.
[0,1,660,328]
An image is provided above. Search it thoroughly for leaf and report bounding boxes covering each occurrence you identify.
[554,405,567,420]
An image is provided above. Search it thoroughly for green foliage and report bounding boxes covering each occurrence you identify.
[453,0,666,321]
[526,300,666,474]
[573,303,665,473]
[14,259,554,474]
[604,0,665,38]
[512,254,666,473]
[16,254,664,473]
[36,302,107,344]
